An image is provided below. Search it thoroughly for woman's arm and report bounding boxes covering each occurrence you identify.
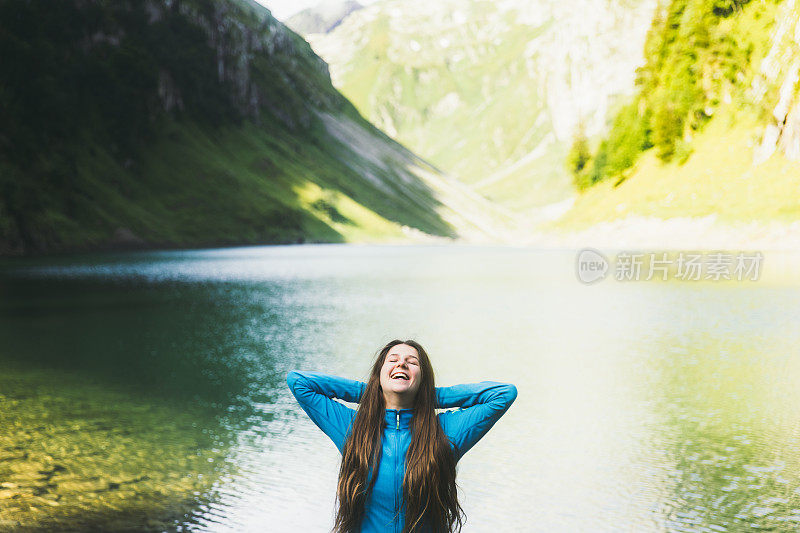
[286,370,366,453]
[436,381,518,461]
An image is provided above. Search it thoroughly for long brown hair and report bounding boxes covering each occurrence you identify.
[333,339,465,533]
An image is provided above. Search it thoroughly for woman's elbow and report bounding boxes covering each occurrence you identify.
[286,370,304,391]
[487,383,518,413]
[503,383,518,406]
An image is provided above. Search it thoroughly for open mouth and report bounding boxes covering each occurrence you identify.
[391,372,409,380]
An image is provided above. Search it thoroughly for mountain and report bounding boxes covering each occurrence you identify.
[286,0,363,36]
[306,0,658,214]
[551,0,800,232]
[0,0,506,256]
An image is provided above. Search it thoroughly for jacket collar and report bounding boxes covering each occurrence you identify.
[384,408,414,430]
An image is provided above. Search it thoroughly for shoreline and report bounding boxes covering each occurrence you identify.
[511,214,800,251]
[1,215,799,261]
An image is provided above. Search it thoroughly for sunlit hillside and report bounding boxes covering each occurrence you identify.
[550,0,800,241]
[306,0,658,213]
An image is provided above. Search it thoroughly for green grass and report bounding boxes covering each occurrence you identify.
[330,5,567,208]
[549,106,800,230]
[551,0,800,228]
[475,137,573,211]
[574,0,783,187]
[0,0,462,255]
[0,112,460,255]
[293,181,407,241]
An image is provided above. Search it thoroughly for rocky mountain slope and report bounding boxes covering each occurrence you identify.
[286,0,363,35]
[0,0,507,255]
[752,0,800,165]
[306,0,658,213]
[550,0,800,234]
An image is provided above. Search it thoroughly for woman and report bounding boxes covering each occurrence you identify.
[286,339,517,532]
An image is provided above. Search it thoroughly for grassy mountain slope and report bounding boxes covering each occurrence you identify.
[554,0,800,230]
[553,106,800,230]
[0,0,503,256]
[308,0,657,212]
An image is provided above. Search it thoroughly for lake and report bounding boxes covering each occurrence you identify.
[1,244,799,531]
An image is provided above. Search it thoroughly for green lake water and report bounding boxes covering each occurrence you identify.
[1,244,799,531]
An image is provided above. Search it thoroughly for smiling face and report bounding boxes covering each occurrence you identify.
[379,343,423,403]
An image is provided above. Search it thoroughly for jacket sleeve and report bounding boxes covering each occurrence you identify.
[286,370,365,454]
[436,381,517,461]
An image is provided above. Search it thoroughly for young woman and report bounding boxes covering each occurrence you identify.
[286,339,517,533]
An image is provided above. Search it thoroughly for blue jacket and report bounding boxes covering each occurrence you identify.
[286,370,518,532]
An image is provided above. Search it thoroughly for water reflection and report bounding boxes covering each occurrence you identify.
[645,298,800,531]
[1,245,799,531]
[0,361,237,531]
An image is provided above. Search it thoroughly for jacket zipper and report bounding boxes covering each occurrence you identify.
[395,412,400,533]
